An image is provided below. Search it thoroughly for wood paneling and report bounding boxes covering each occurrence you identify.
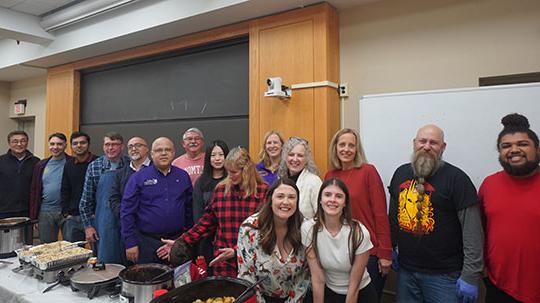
[249,3,340,174]
[45,70,79,156]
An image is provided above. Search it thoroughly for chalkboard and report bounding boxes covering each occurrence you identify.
[80,38,249,154]
[359,82,540,198]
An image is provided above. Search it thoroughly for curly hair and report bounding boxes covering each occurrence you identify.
[278,137,319,178]
[497,113,539,149]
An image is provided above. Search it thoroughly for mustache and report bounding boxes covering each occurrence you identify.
[412,150,441,178]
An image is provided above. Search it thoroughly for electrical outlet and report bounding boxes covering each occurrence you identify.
[339,83,349,97]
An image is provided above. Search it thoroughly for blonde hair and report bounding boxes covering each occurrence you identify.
[258,130,285,168]
[328,128,367,170]
[222,147,263,197]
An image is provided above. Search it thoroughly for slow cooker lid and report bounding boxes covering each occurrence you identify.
[71,264,125,284]
[0,217,29,228]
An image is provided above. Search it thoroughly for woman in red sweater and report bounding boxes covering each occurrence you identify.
[324,128,392,301]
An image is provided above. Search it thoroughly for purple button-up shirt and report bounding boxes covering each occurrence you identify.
[121,164,193,249]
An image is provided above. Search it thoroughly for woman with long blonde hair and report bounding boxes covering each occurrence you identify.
[159,147,268,277]
[257,130,284,185]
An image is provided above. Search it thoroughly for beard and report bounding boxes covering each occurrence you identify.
[499,154,539,177]
[129,153,142,161]
[411,150,441,178]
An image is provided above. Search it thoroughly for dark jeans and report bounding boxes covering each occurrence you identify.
[367,255,387,302]
[38,210,63,243]
[397,268,459,303]
[484,277,522,303]
[61,215,85,242]
[324,282,378,303]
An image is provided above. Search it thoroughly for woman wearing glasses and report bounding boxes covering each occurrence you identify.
[278,137,322,219]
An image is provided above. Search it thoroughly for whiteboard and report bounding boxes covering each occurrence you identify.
[359,82,540,195]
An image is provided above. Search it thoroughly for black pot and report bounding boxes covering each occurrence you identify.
[150,276,254,303]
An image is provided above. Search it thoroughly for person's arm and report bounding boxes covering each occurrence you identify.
[457,204,484,285]
[237,223,264,302]
[120,175,141,251]
[79,162,98,228]
[29,160,43,220]
[309,176,322,219]
[305,247,325,303]
[345,250,370,303]
[366,166,392,261]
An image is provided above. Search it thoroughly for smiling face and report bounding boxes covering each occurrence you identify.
[49,136,67,158]
[9,134,28,157]
[498,132,540,177]
[336,133,356,168]
[103,137,123,161]
[127,137,148,162]
[71,136,90,157]
[286,143,307,176]
[151,138,175,170]
[320,184,346,218]
[271,184,298,222]
[210,145,225,170]
[181,131,204,157]
[265,134,282,159]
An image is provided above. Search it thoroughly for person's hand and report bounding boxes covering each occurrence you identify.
[85,226,99,243]
[209,248,235,267]
[156,239,174,260]
[391,248,399,271]
[456,277,478,303]
[126,246,139,263]
[378,258,392,276]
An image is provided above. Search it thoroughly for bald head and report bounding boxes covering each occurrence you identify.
[413,124,446,157]
[151,137,175,171]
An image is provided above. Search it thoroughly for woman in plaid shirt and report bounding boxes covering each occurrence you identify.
[158,147,268,277]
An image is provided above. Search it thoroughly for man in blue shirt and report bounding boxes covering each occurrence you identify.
[121,137,193,264]
[29,133,70,243]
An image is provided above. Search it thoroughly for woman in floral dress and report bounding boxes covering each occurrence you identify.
[237,178,309,303]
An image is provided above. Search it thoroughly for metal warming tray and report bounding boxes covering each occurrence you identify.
[16,241,92,270]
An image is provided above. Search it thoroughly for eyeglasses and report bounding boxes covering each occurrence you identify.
[183,136,202,142]
[128,143,147,149]
[10,139,28,145]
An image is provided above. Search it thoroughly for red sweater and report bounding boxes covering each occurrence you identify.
[479,171,540,303]
[325,164,392,260]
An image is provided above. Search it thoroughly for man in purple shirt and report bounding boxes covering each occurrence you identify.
[121,137,193,264]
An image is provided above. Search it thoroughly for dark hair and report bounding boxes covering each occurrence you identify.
[104,131,123,143]
[48,132,67,142]
[70,131,90,145]
[243,178,303,256]
[7,130,28,143]
[497,113,539,149]
[309,178,363,265]
[198,140,230,191]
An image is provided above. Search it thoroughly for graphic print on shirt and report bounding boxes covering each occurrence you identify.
[398,179,435,235]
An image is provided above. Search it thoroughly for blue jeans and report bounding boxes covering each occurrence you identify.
[61,215,85,242]
[397,268,459,303]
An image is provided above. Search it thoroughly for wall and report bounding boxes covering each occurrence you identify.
[0,81,17,152]
[9,75,47,158]
[340,0,540,129]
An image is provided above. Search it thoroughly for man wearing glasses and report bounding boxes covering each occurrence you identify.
[60,131,97,242]
[79,132,129,263]
[172,127,205,185]
[0,131,39,226]
[110,137,150,220]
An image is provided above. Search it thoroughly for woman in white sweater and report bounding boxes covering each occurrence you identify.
[278,137,322,219]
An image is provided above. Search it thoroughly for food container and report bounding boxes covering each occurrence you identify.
[119,263,173,303]
[150,276,254,303]
[0,217,35,258]
[70,263,125,299]
[16,240,92,269]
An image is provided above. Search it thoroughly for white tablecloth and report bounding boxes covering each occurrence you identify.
[0,257,119,303]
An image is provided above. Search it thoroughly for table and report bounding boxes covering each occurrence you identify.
[0,257,119,303]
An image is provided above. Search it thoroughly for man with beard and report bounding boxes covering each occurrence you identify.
[479,113,540,303]
[121,137,192,264]
[109,137,151,219]
[172,127,205,185]
[29,133,70,243]
[61,132,97,242]
[388,124,483,303]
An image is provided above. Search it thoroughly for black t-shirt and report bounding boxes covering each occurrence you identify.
[388,162,478,273]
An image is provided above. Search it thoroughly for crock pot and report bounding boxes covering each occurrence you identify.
[119,263,173,303]
[0,217,35,258]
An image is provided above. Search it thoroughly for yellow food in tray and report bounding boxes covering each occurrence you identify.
[34,247,91,263]
[192,297,235,303]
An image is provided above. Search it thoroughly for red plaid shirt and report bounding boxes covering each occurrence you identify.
[180,182,268,277]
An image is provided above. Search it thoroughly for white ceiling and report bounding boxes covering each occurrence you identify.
[0,0,78,16]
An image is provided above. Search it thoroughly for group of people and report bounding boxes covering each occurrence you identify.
[0,112,537,303]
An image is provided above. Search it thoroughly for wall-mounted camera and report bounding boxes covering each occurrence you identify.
[264,77,291,98]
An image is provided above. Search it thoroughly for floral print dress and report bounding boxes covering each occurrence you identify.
[237,214,309,302]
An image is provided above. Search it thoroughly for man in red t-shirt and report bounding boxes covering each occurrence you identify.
[172,127,205,185]
[479,113,540,303]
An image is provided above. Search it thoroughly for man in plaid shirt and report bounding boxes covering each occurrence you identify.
[158,147,268,277]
